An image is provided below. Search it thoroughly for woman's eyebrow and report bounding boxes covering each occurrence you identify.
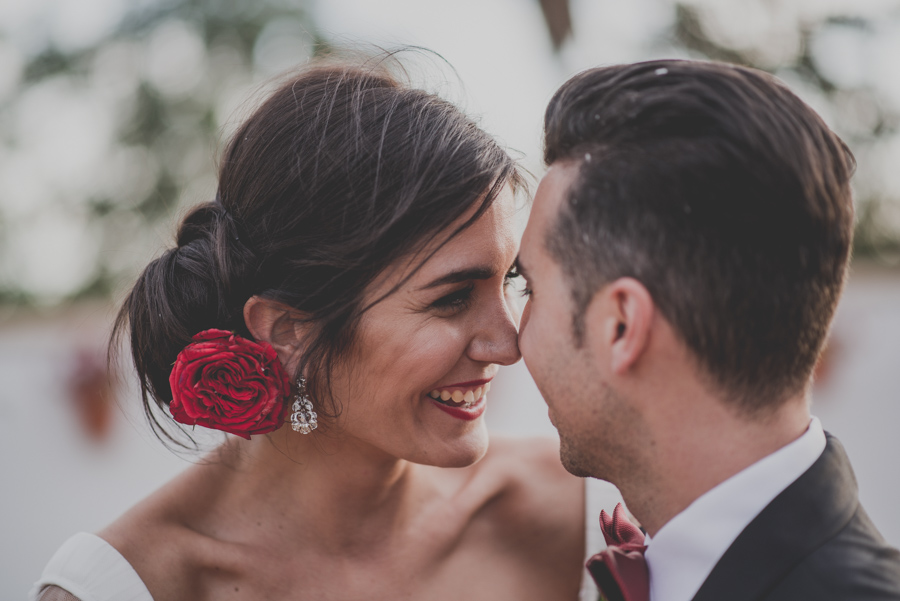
[419,267,494,290]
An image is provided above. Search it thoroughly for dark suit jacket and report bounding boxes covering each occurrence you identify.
[691,434,900,601]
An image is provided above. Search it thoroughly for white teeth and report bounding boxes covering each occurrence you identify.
[430,383,493,408]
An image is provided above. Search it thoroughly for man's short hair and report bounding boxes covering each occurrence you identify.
[543,60,855,414]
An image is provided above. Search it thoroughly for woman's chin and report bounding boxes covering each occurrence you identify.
[421,424,490,468]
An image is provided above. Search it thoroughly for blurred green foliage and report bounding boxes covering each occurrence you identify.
[1,0,898,307]
[0,0,325,304]
[672,2,900,265]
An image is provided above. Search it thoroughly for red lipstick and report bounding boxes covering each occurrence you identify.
[437,378,492,390]
[430,395,486,421]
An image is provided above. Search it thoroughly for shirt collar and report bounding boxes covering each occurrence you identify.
[643,416,826,601]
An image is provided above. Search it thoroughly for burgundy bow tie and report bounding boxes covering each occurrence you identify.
[586,503,649,601]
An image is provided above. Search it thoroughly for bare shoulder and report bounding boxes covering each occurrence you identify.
[97,461,234,601]
[464,436,585,594]
[99,511,190,600]
[473,436,585,578]
[477,436,584,523]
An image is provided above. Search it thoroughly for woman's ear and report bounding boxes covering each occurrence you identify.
[243,296,308,361]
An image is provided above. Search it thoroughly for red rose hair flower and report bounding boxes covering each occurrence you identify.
[168,329,292,439]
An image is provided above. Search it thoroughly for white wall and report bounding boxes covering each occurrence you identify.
[0,305,188,598]
[806,267,900,546]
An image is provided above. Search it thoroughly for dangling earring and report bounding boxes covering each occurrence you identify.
[290,376,317,434]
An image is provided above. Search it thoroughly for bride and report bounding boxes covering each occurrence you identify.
[32,56,588,600]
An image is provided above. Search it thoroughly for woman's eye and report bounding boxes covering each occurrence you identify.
[431,285,474,311]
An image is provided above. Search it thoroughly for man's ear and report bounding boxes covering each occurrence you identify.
[243,296,309,363]
[586,277,655,375]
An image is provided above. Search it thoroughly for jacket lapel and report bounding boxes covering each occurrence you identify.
[690,434,858,601]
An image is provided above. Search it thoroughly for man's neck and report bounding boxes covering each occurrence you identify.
[620,393,811,537]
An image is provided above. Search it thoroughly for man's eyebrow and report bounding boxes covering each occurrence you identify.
[419,267,495,290]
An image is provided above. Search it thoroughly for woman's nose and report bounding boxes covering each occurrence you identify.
[467,291,521,366]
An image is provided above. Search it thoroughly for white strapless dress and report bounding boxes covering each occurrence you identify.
[29,532,153,601]
[31,479,620,601]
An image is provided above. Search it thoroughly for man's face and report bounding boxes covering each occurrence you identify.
[517,163,640,480]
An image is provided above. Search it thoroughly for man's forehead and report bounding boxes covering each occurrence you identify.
[537,163,580,223]
[522,162,580,258]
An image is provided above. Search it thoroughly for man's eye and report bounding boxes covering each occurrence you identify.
[431,285,474,311]
[504,267,529,297]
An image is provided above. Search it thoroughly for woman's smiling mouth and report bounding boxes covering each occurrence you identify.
[428,381,492,408]
[427,379,492,420]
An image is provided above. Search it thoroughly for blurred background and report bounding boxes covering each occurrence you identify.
[2,0,900,596]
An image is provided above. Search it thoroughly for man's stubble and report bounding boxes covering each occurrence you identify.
[534,328,648,484]
[557,378,647,485]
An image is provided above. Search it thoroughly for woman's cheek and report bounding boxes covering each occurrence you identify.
[420,323,465,365]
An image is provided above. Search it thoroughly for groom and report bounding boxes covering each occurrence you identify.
[517,60,900,600]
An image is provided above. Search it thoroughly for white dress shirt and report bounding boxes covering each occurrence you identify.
[644,416,827,601]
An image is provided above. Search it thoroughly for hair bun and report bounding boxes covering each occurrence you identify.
[113,198,259,441]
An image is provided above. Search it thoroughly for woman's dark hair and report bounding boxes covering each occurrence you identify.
[112,55,521,446]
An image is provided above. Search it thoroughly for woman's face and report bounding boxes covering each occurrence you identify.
[330,186,521,467]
